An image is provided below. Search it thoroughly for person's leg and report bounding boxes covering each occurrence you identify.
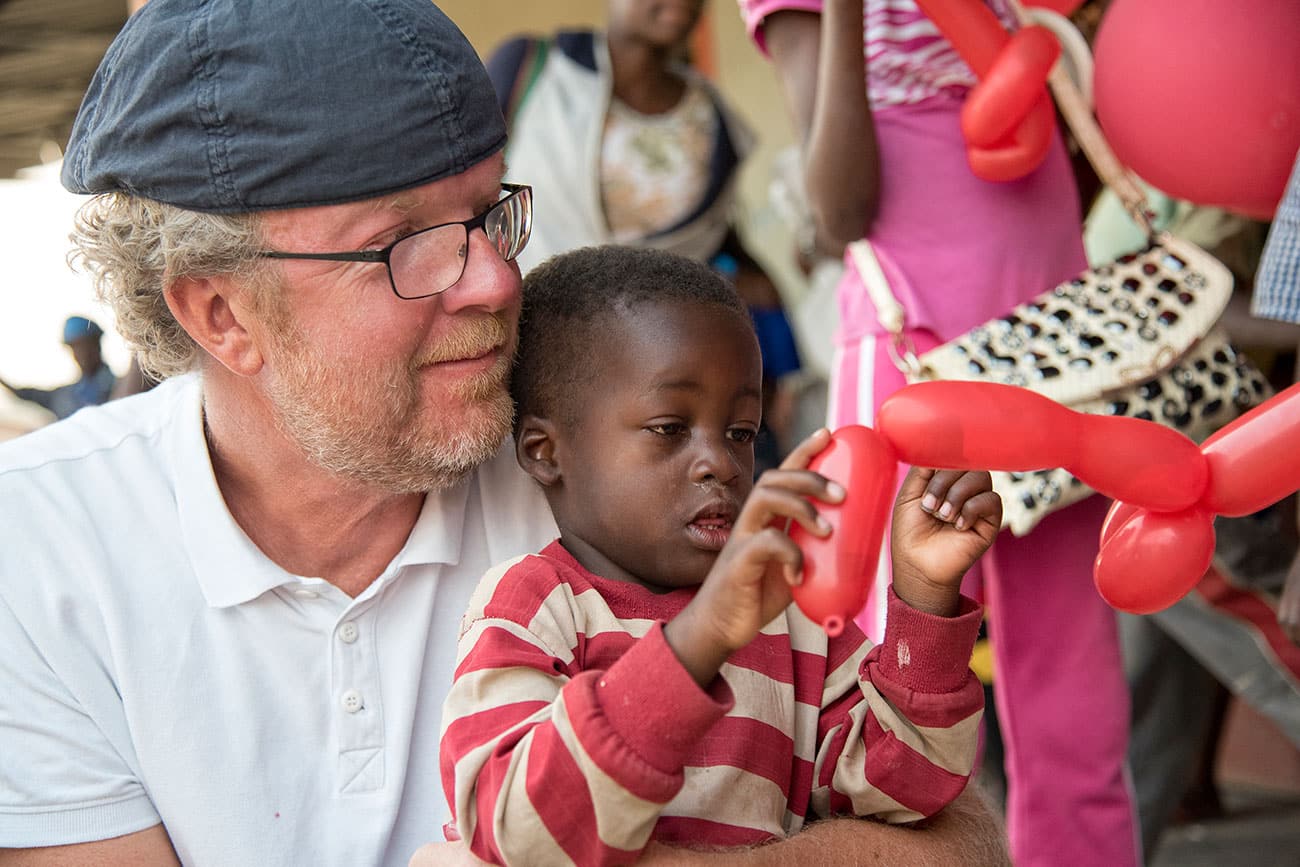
[1121,611,1223,859]
[985,495,1142,867]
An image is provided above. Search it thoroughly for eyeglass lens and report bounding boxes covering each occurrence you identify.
[388,187,532,299]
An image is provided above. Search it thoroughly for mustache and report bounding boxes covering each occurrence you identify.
[415,314,510,366]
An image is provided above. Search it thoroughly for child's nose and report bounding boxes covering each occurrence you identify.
[689,436,742,486]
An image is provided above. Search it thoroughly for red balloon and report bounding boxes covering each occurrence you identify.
[789,425,897,635]
[879,381,1076,470]
[1068,414,1206,513]
[1201,382,1300,517]
[1093,0,1300,219]
[878,382,1207,512]
[962,26,1061,147]
[1093,506,1215,614]
[913,0,1056,181]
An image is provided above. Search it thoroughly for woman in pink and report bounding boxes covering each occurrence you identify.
[737,1,1139,865]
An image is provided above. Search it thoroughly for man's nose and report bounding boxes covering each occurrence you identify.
[437,227,520,315]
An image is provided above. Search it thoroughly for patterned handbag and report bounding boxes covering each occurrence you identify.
[854,10,1271,537]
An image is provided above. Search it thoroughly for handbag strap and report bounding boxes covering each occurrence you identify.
[849,240,922,376]
[1008,2,1153,231]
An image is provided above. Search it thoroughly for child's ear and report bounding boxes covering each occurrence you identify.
[516,414,562,486]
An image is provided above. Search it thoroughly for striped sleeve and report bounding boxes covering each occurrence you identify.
[810,586,984,823]
[439,555,734,867]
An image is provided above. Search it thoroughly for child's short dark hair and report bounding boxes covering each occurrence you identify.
[513,245,749,427]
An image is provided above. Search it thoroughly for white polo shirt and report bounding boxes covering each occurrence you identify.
[0,374,557,864]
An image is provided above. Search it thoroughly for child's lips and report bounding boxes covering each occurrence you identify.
[686,502,737,551]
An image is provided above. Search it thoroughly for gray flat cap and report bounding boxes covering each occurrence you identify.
[61,0,507,213]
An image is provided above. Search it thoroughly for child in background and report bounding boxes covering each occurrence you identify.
[439,246,1002,866]
[740,3,1139,864]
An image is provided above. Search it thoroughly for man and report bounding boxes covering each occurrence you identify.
[0,315,116,419]
[0,2,1006,865]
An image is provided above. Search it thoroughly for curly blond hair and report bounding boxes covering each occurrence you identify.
[69,194,276,380]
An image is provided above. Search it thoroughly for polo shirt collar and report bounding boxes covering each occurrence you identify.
[169,376,472,608]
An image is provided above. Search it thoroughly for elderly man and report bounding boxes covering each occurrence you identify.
[0,2,1005,865]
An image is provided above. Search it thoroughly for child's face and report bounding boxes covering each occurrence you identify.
[550,299,763,590]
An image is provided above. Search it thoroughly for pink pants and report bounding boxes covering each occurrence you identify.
[831,332,1141,867]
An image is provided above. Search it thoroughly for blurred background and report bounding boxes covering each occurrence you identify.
[0,0,814,391]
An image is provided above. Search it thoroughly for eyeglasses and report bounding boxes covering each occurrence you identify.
[259,183,532,299]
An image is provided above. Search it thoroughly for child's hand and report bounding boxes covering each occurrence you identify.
[890,467,1001,616]
[664,429,843,687]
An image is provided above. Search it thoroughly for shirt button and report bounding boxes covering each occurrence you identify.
[293,588,320,599]
[338,622,359,644]
[341,689,364,714]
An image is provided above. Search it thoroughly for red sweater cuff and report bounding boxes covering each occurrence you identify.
[876,586,983,693]
[594,622,734,776]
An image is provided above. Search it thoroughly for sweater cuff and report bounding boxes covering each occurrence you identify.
[876,586,982,693]
[595,622,734,776]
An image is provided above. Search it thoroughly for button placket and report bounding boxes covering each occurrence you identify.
[332,602,385,793]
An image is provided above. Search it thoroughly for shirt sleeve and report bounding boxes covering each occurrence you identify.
[440,560,733,867]
[0,594,161,847]
[737,0,825,54]
[809,586,984,823]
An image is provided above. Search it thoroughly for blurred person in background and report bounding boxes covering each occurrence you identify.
[0,315,115,420]
[485,0,805,468]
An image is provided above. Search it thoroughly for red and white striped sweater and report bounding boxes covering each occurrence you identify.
[440,541,984,867]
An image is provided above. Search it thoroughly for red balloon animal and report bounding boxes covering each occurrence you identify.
[877,381,1300,615]
[786,381,1300,629]
[917,0,1300,211]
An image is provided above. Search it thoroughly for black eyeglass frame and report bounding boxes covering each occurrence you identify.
[258,182,532,299]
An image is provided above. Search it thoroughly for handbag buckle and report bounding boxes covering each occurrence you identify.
[887,333,924,380]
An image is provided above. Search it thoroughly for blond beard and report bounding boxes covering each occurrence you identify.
[264,314,515,493]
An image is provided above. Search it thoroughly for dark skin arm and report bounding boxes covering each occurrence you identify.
[410,787,1010,866]
[0,825,181,867]
[764,1,878,256]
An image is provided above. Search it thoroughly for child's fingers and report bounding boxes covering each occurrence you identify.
[778,427,834,473]
[921,470,992,521]
[954,490,1003,533]
[737,482,831,538]
[896,465,937,505]
[739,528,806,588]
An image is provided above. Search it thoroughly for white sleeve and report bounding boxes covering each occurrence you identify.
[0,593,160,847]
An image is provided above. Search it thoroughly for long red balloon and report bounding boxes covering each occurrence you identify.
[1199,382,1300,517]
[877,382,1207,512]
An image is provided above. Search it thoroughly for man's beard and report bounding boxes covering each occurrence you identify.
[264,314,515,493]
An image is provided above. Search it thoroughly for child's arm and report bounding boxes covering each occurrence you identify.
[809,468,996,822]
[439,556,733,867]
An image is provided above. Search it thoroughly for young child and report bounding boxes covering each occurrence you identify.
[439,246,1001,866]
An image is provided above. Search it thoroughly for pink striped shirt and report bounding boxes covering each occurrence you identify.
[738,0,1016,108]
[441,541,984,866]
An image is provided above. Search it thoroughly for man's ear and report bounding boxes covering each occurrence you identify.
[516,413,562,487]
[165,275,265,377]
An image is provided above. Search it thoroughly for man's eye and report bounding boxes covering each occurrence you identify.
[728,428,757,443]
[648,423,686,436]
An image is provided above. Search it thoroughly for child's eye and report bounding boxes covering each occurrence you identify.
[647,422,687,437]
[727,427,757,444]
